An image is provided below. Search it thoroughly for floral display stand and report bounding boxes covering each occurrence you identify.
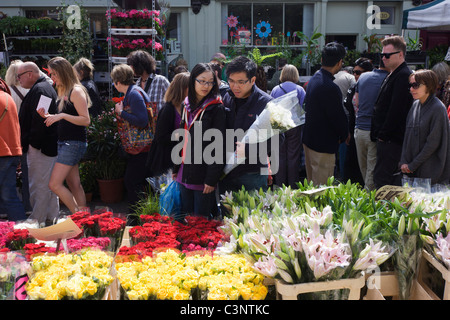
[275,272,365,300]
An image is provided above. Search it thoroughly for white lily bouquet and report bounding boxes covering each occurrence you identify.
[223,90,305,175]
[216,182,395,300]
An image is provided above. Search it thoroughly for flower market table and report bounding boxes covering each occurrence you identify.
[2,178,450,301]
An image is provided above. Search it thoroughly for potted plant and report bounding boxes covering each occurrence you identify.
[79,160,97,202]
[85,105,126,203]
[405,30,427,66]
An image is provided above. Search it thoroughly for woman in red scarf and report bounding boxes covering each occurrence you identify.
[173,63,226,218]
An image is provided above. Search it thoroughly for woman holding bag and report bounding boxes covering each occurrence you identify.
[111,64,150,225]
[173,63,226,218]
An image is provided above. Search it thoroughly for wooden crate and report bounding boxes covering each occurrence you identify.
[275,272,365,300]
[417,249,450,300]
[364,271,435,300]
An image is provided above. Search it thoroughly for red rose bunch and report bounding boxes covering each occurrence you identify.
[119,215,227,260]
[7,229,36,251]
[177,216,227,251]
[23,243,55,261]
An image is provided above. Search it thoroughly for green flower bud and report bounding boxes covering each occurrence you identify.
[398,215,406,236]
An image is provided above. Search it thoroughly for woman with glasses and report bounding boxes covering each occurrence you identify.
[172,63,226,218]
[37,57,91,215]
[400,69,450,184]
[110,64,150,226]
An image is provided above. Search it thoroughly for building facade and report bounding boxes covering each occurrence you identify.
[1,0,447,71]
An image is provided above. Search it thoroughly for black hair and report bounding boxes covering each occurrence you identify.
[225,55,257,80]
[210,62,223,80]
[188,63,219,109]
[355,57,374,72]
[321,42,346,67]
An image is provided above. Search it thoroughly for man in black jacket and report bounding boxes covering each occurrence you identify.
[18,62,59,224]
[371,36,413,188]
[220,56,275,193]
[302,42,350,186]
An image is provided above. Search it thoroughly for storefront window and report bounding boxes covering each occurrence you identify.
[222,3,307,47]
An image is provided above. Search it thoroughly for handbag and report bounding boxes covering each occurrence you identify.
[117,90,158,155]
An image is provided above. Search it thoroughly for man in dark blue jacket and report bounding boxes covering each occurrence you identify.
[220,56,275,193]
[302,42,350,186]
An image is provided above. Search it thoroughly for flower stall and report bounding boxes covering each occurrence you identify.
[3,177,450,301]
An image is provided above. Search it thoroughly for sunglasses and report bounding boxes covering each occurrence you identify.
[409,82,422,89]
[353,70,365,75]
[380,51,401,59]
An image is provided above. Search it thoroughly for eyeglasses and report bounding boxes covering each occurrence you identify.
[195,79,215,87]
[380,51,401,59]
[228,79,250,87]
[16,70,31,79]
[409,82,422,89]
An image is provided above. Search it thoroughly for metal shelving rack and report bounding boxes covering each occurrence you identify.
[106,0,158,100]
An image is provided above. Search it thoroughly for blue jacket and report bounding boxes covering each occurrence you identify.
[121,85,150,129]
[302,69,349,154]
[222,85,275,179]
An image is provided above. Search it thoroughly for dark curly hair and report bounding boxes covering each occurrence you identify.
[126,50,156,76]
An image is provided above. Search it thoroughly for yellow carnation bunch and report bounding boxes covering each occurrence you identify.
[116,250,267,300]
[26,250,114,300]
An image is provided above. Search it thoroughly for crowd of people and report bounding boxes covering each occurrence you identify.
[1,35,450,226]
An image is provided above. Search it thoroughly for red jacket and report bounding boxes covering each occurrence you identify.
[0,91,22,157]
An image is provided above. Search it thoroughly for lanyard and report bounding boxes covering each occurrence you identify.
[180,103,209,164]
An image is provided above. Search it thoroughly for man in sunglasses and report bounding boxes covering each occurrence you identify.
[371,35,413,188]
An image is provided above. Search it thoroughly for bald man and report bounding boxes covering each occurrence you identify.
[17,61,60,225]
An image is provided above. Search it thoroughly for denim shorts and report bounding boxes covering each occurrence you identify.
[57,140,87,166]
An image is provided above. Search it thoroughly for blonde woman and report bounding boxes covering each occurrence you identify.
[270,64,306,188]
[5,60,32,213]
[38,56,91,214]
[5,60,29,113]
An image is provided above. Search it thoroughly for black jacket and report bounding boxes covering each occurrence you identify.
[146,101,181,177]
[371,61,413,144]
[19,76,58,157]
[81,78,103,117]
[302,69,349,154]
[174,97,226,187]
[222,85,276,179]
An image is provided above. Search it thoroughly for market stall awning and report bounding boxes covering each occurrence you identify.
[402,0,450,30]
